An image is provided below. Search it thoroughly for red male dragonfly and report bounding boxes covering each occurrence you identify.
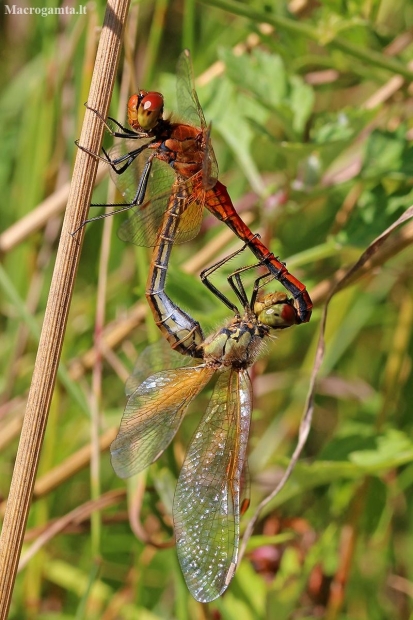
[145,179,298,357]
[77,50,312,324]
[112,246,298,602]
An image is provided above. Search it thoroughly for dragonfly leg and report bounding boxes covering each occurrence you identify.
[133,153,155,205]
[205,181,313,323]
[100,142,153,176]
[70,202,140,238]
[227,263,272,310]
[200,244,252,315]
[249,269,275,309]
[71,147,157,237]
[75,137,153,177]
[84,102,150,139]
[70,156,156,236]
[106,115,138,138]
[237,238,312,323]
[200,237,266,312]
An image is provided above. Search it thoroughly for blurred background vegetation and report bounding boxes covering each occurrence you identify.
[1,0,413,618]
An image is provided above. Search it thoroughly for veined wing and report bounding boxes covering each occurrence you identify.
[111,365,214,478]
[176,50,219,187]
[102,144,173,247]
[202,123,218,190]
[171,172,205,244]
[118,171,204,247]
[240,458,251,516]
[106,140,174,204]
[174,369,252,602]
[176,49,207,131]
[125,341,196,397]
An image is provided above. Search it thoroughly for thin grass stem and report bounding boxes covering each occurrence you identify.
[0,1,131,615]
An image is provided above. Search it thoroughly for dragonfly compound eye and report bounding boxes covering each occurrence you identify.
[128,91,164,131]
[255,293,299,329]
[127,92,143,128]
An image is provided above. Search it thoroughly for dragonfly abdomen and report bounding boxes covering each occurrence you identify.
[146,183,204,357]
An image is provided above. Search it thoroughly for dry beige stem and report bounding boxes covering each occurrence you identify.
[311,219,413,306]
[19,489,126,571]
[0,166,107,255]
[0,0,131,616]
[33,428,118,499]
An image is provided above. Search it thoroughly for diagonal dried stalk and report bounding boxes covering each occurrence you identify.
[18,489,127,572]
[0,166,107,255]
[0,0,131,616]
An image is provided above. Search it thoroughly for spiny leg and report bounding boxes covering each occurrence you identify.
[199,243,250,314]
[203,181,313,323]
[200,236,263,312]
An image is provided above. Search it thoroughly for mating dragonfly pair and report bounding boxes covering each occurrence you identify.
[78,50,312,602]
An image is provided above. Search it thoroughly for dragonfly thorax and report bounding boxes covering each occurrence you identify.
[202,316,269,370]
[163,124,206,179]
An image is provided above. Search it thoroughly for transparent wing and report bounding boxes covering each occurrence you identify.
[240,458,251,516]
[172,174,205,244]
[118,172,204,247]
[174,369,252,602]
[107,141,175,206]
[111,365,214,478]
[202,123,219,190]
[176,50,219,186]
[125,341,196,397]
[101,143,173,246]
[176,49,207,130]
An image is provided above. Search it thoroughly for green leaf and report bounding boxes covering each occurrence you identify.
[349,430,413,470]
[289,75,314,135]
[221,48,287,107]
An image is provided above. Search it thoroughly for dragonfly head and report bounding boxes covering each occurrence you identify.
[128,90,164,132]
[254,292,299,329]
